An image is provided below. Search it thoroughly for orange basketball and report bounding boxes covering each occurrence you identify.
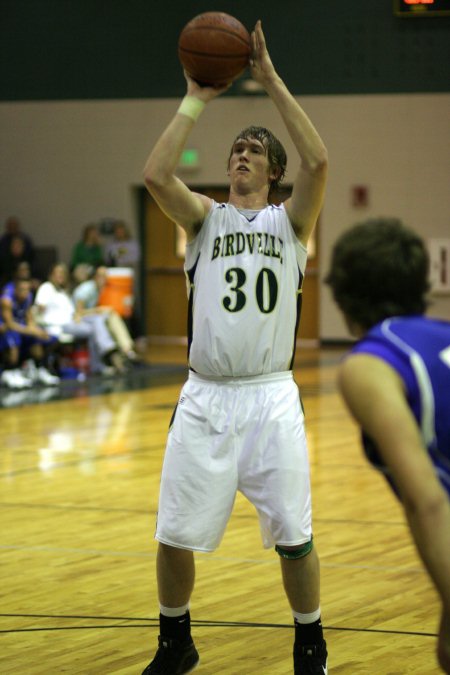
[178,12,251,86]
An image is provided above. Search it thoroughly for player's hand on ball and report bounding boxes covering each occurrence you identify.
[184,71,230,102]
[250,20,278,86]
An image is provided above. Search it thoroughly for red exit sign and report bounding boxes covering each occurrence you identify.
[395,0,450,15]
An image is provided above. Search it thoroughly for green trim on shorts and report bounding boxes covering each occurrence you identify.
[275,537,313,559]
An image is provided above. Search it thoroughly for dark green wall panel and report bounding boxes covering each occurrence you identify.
[1,0,449,101]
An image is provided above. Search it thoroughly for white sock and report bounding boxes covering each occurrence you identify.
[292,607,321,624]
[159,603,190,618]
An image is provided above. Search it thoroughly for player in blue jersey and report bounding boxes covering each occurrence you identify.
[0,278,60,388]
[325,217,450,673]
[141,20,328,675]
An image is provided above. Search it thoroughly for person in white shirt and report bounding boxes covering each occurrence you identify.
[72,265,138,362]
[140,20,328,675]
[34,263,125,375]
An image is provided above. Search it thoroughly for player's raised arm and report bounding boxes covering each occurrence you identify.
[143,76,228,241]
[250,20,328,246]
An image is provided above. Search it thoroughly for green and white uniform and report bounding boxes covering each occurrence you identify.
[186,202,307,376]
[156,202,313,552]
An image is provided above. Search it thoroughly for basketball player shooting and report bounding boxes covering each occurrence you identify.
[141,19,328,675]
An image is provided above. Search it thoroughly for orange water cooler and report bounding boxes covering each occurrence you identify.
[98,267,134,318]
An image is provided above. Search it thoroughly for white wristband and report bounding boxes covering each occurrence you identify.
[177,96,205,121]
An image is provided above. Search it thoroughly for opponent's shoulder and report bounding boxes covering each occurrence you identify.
[339,351,400,397]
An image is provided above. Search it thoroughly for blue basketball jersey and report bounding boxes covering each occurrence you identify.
[351,316,450,496]
[0,284,33,325]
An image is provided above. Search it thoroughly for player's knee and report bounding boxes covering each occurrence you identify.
[275,538,313,560]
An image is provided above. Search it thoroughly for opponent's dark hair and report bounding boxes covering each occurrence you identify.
[227,126,287,194]
[324,218,430,330]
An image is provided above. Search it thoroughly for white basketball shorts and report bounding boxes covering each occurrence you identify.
[155,370,312,552]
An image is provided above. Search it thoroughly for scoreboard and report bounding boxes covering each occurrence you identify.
[394,0,450,16]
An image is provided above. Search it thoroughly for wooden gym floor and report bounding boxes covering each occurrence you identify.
[0,345,443,674]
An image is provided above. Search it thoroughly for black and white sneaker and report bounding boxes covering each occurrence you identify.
[142,636,199,675]
[294,640,328,674]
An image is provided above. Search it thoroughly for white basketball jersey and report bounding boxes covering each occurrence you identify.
[185,201,308,377]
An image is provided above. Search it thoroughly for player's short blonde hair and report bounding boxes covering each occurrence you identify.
[227,126,287,194]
